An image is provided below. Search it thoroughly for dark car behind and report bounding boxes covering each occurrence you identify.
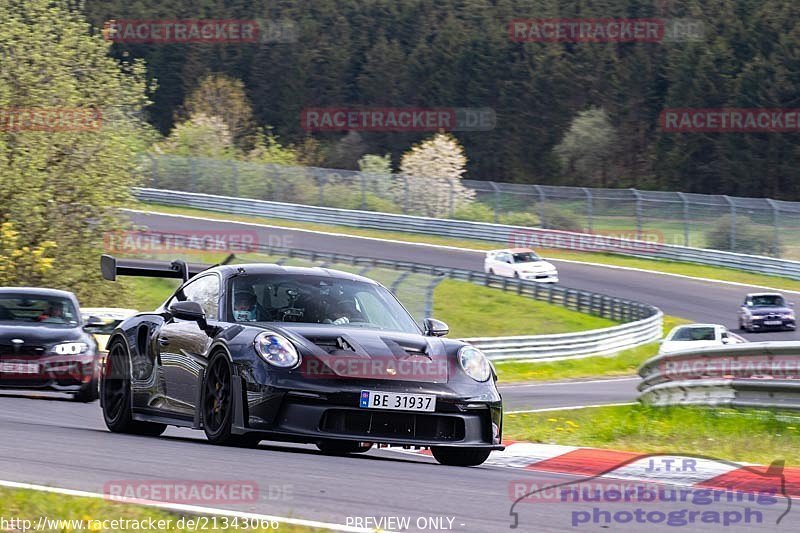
[739,292,796,332]
[0,287,99,401]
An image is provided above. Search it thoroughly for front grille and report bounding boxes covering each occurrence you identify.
[0,344,46,357]
[320,409,464,441]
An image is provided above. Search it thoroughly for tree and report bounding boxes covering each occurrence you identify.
[554,108,618,187]
[0,0,152,303]
[155,113,237,159]
[180,74,256,150]
[398,133,474,217]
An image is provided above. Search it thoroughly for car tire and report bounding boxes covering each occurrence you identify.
[101,339,166,436]
[72,378,99,403]
[201,353,259,448]
[431,446,492,467]
[513,271,520,279]
[315,439,373,456]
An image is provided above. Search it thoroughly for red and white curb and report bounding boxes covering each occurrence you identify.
[394,442,800,497]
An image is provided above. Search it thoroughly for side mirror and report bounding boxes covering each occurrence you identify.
[169,301,207,329]
[423,318,449,337]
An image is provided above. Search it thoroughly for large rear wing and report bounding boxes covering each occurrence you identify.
[100,254,215,283]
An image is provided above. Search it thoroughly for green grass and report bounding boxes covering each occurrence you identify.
[0,487,320,532]
[433,279,617,339]
[494,315,691,383]
[117,277,181,310]
[503,404,800,466]
[134,202,800,291]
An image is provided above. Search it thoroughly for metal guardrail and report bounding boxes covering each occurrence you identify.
[638,342,800,409]
[464,312,663,362]
[127,230,663,361]
[134,188,800,280]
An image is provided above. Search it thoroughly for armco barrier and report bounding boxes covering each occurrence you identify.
[126,231,663,361]
[638,342,800,409]
[134,188,800,280]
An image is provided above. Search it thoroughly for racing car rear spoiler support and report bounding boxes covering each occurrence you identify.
[101,254,212,282]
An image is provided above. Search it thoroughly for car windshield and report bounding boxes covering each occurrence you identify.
[751,295,785,307]
[0,295,79,325]
[229,274,420,334]
[671,327,716,341]
[512,252,540,263]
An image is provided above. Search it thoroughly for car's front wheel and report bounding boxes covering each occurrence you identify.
[202,353,260,448]
[431,446,491,467]
[102,340,166,436]
[72,377,98,403]
[316,439,373,455]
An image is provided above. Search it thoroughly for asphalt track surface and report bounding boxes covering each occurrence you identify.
[1,392,797,532]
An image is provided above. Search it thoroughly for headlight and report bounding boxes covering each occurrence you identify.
[51,342,89,355]
[254,332,300,368]
[458,345,491,382]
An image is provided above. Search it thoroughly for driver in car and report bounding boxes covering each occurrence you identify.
[327,299,363,325]
[38,301,65,323]
[233,291,260,322]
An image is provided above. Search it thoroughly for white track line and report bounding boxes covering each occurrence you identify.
[506,402,638,414]
[127,209,800,294]
[0,479,386,533]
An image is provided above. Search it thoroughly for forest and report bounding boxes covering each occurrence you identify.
[81,0,800,199]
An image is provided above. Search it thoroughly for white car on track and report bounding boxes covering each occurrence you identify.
[484,248,558,283]
[658,323,746,355]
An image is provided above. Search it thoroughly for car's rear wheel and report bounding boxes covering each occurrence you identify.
[102,340,166,436]
[202,353,260,448]
[431,446,491,467]
[315,439,373,455]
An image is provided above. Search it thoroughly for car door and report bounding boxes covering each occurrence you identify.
[158,274,221,416]
[496,252,514,276]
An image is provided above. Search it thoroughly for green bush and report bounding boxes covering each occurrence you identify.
[451,202,496,222]
[499,211,540,227]
[705,215,782,256]
[537,204,583,232]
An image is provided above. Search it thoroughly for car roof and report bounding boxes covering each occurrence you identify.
[211,264,379,285]
[746,292,784,297]
[489,248,535,254]
[0,287,77,299]
[673,323,722,329]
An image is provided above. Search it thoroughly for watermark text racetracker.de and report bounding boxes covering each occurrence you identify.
[103,479,291,505]
[301,107,495,132]
[660,108,800,133]
[508,18,704,43]
[103,230,291,255]
[508,228,664,254]
[103,19,297,44]
[660,354,800,380]
[0,107,102,132]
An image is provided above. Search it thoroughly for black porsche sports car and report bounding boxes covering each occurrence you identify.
[99,255,503,466]
[0,287,100,402]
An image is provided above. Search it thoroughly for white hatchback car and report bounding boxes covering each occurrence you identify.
[484,248,558,283]
[658,323,746,355]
